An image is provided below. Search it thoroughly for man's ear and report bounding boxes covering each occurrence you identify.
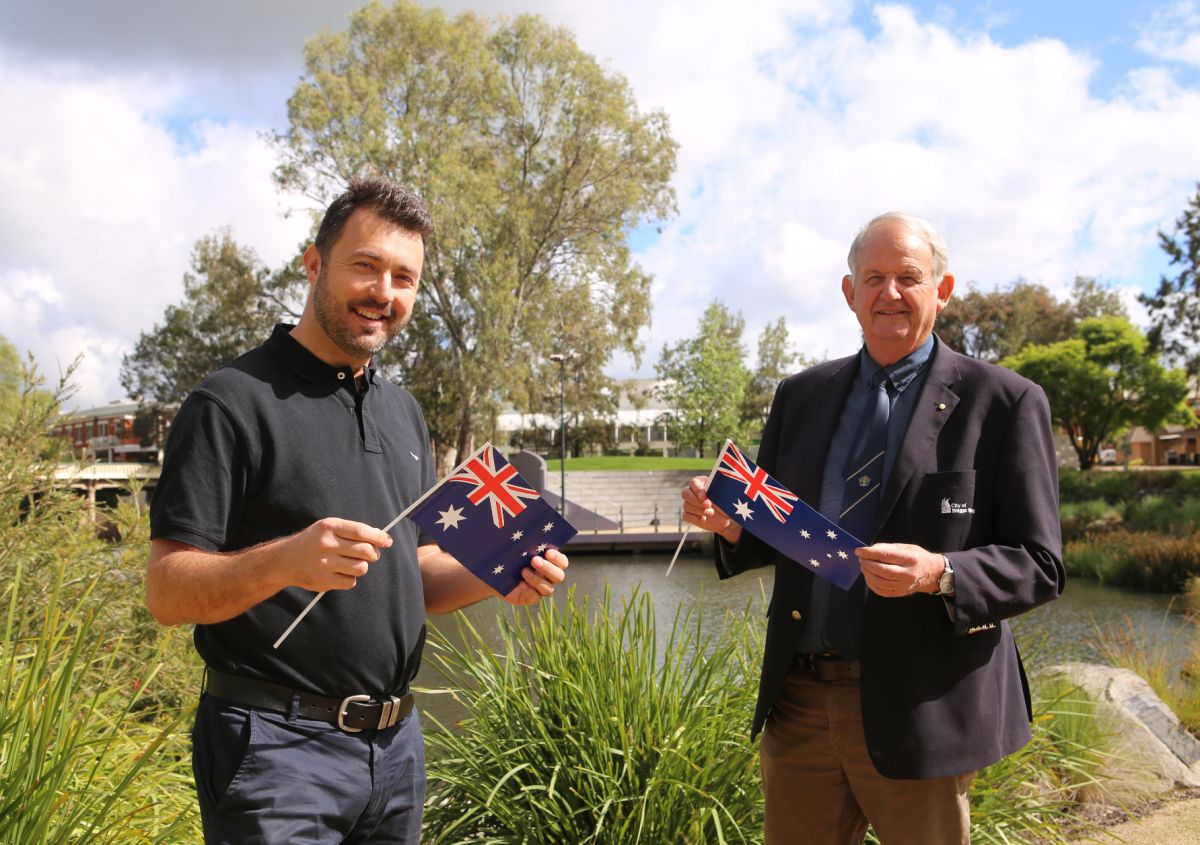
[302,244,321,288]
[935,273,955,313]
[841,274,855,310]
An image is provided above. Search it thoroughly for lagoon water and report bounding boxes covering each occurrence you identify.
[419,553,1192,726]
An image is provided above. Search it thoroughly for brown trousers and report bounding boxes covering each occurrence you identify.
[760,668,973,845]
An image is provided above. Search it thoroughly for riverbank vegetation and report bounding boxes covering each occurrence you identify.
[1060,469,1200,591]
[0,364,200,842]
[421,589,1114,845]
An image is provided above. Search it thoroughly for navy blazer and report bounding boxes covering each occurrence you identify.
[719,339,1065,779]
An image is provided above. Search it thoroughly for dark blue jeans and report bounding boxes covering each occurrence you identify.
[192,693,425,844]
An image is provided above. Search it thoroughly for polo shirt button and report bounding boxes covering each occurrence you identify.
[791,610,802,621]
[337,372,346,380]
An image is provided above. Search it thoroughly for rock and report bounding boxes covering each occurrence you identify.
[1045,662,1200,794]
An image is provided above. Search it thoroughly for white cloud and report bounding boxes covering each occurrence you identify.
[0,58,309,410]
[4,0,1200,406]
[1138,1,1200,66]
[575,2,1200,368]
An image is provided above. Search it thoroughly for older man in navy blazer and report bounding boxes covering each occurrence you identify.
[682,212,1064,844]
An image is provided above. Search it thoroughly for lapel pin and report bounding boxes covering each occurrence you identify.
[936,402,946,411]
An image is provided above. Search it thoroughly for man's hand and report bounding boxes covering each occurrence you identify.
[280,517,394,592]
[146,516,393,626]
[855,542,945,597]
[681,476,742,545]
[504,548,570,606]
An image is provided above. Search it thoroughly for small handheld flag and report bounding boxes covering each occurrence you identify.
[273,443,576,649]
[406,443,577,596]
[705,440,864,590]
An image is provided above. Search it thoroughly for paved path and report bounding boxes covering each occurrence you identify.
[1071,794,1200,844]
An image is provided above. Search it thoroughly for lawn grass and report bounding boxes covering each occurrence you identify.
[545,455,715,472]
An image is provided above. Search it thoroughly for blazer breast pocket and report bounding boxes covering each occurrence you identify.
[915,470,976,551]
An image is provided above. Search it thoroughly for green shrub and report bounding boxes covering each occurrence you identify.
[969,681,1112,844]
[1059,499,1122,542]
[1065,530,1200,591]
[1095,612,1200,737]
[0,363,198,843]
[422,588,765,844]
[422,588,1113,844]
[1123,495,1200,535]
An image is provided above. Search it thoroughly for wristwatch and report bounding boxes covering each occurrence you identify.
[936,554,955,596]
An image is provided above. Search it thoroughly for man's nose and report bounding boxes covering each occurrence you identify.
[880,276,903,298]
[368,273,393,300]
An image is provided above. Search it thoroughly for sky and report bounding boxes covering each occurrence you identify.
[3,0,1200,410]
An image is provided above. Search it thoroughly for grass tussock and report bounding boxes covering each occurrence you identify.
[0,361,199,843]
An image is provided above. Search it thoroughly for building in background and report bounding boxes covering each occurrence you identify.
[49,401,171,463]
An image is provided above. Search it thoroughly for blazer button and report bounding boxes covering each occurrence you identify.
[791,610,802,621]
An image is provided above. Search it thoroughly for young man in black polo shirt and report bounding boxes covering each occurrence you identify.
[146,178,569,844]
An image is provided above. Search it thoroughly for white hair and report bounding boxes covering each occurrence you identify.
[847,212,949,282]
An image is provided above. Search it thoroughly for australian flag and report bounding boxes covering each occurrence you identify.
[706,440,863,590]
[406,443,577,595]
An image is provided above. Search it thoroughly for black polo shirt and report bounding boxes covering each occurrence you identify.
[150,324,435,698]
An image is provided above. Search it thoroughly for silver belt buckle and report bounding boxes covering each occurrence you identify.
[337,694,371,733]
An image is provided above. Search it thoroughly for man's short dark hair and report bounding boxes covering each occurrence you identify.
[314,177,435,257]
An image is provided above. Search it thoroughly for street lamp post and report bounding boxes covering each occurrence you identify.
[549,351,575,515]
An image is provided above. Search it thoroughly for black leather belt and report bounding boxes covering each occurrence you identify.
[204,668,414,733]
[796,652,861,682]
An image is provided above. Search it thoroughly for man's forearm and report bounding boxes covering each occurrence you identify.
[418,544,493,614]
[145,538,289,626]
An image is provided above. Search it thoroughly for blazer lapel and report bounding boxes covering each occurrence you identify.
[878,341,962,526]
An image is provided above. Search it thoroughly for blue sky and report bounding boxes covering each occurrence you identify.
[2,0,1200,406]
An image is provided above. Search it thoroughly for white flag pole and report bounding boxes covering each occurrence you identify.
[665,440,732,577]
[272,443,492,650]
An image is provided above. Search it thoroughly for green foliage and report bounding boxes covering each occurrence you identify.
[422,587,1112,844]
[1141,182,1200,372]
[0,361,198,842]
[938,276,1127,363]
[1058,468,1200,503]
[1065,530,1200,591]
[544,455,714,471]
[656,301,751,457]
[1095,610,1200,737]
[1058,499,1122,542]
[120,230,276,409]
[968,681,1113,845]
[1004,317,1194,469]
[740,318,797,439]
[273,0,677,466]
[422,588,764,844]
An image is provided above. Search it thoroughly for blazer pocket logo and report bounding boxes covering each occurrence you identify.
[940,497,975,515]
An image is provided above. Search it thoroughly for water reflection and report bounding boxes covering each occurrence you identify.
[419,553,1192,726]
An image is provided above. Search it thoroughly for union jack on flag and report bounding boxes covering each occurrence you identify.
[406,443,577,594]
[447,446,541,529]
[717,442,799,523]
[706,440,864,590]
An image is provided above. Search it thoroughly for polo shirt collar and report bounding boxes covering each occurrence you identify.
[265,323,378,385]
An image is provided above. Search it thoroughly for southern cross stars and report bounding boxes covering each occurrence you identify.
[733,500,754,520]
[809,558,820,567]
[435,505,465,530]
[492,565,505,575]
[825,529,838,540]
[511,530,524,541]
[536,543,548,553]
[542,521,555,533]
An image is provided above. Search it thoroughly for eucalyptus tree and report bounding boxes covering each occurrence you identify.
[272,1,677,464]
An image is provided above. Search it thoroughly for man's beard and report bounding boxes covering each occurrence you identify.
[313,265,408,361]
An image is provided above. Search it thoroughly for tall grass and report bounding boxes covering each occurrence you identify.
[422,588,1113,844]
[0,363,198,843]
[1066,531,1200,591]
[422,587,764,844]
